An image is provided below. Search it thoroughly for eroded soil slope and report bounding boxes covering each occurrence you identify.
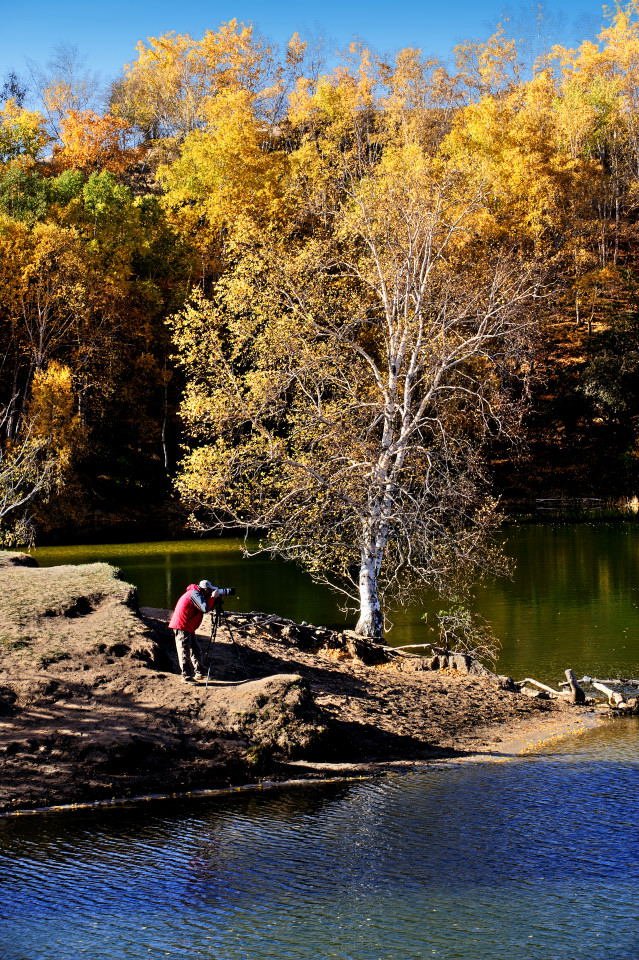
[0,552,572,813]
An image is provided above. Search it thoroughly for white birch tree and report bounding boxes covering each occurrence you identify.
[169,55,543,639]
[172,160,540,637]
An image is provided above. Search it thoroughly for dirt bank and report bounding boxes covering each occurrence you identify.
[0,552,600,814]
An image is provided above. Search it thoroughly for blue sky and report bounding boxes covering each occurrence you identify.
[2,0,606,89]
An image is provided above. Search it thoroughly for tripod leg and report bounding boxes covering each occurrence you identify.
[220,609,237,644]
[204,615,219,686]
[222,611,246,672]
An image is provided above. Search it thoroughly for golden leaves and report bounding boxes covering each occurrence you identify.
[0,100,49,163]
[56,111,132,174]
[114,21,274,140]
[28,362,82,470]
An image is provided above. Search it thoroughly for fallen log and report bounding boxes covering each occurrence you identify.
[392,643,436,651]
[380,646,420,658]
[563,675,639,689]
[516,678,563,698]
[556,674,639,712]
[591,677,639,690]
[592,680,627,708]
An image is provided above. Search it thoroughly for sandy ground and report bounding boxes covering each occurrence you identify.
[133,608,606,782]
[0,553,607,815]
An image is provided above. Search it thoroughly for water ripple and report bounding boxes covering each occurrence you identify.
[2,721,639,960]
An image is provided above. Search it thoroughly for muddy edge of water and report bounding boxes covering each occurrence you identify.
[0,709,608,820]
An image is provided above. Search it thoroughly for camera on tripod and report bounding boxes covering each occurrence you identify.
[203,587,238,680]
[212,586,235,613]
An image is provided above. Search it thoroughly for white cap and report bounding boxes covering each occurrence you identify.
[199,579,214,590]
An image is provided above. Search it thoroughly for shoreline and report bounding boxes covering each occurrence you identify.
[0,708,607,820]
[0,555,614,817]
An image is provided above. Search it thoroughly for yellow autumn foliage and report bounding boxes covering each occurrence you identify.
[0,100,49,163]
[56,110,132,173]
[28,361,82,471]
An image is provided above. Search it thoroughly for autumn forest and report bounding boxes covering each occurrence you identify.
[3,7,639,564]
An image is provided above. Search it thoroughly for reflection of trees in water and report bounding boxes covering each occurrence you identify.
[32,527,639,673]
[477,526,639,680]
[35,538,348,622]
[501,525,639,603]
[386,525,639,679]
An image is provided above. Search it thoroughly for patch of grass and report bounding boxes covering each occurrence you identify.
[0,638,31,650]
[38,650,71,668]
[0,556,159,672]
[0,561,129,623]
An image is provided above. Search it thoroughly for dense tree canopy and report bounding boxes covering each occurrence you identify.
[168,52,547,635]
[4,8,639,628]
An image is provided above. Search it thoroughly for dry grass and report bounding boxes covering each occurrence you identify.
[0,553,151,666]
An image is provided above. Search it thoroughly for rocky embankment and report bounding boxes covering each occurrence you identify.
[0,552,594,814]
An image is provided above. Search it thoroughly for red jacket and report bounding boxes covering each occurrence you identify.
[169,584,215,633]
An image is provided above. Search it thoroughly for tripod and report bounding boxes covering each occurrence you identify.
[203,597,238,685]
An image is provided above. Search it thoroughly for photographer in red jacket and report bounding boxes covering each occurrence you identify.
[169,579,235,682]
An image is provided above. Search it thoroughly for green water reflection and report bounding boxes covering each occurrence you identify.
[33,523,639,683]
[34,537,348,630]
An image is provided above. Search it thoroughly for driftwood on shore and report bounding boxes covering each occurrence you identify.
[518,677,563,698]
[521,668,638,713]
[591,680,636,709]
[563,669,586,704]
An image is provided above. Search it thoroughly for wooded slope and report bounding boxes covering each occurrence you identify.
[3,9,639,540]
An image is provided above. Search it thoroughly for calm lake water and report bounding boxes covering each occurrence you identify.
[2,524,636,960]
[33,523,639,682]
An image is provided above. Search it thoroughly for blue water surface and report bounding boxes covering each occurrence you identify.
[1,720,638,960]
[11,525,639,958]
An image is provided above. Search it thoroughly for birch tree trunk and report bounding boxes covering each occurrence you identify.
[355,532,385,637]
